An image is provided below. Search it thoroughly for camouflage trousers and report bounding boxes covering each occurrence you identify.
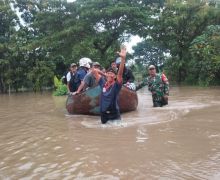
[152,94,168,107]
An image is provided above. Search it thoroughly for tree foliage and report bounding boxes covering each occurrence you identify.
[148,0,220,83]
[188,25,220,86]
[133,39,169,68]
[0,1,18,93]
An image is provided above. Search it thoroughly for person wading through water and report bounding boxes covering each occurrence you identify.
[136,65,169,107]
[92,46,126,124]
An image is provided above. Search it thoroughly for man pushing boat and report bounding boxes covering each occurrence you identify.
[92,46,126,124]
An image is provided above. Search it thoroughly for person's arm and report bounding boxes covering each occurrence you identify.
[71,71,84,95]
[117,46,126,84]
[67,82,71,93]
[162,73,169,96]
[75,81,85,94]
[91,68,102,82]
[66,72,71,93]
[97,70,106,77]
[135,78,148,91]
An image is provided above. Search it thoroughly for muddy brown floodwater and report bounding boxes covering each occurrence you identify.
[0,86,220,179]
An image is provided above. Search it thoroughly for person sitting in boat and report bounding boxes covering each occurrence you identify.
[66,63,77,93]
[69,57,91,95]
[92,46,126,124]
[136,65,169,107]
[75,62,101,94]
[115,57,136,91]
[110,60,118,72]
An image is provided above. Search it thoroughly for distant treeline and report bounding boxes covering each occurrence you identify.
[1,0,220,93]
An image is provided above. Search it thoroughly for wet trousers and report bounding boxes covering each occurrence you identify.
[100,110,121,124]
[152,94,168,107]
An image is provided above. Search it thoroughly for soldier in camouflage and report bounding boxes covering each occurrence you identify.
[137,65,169,107]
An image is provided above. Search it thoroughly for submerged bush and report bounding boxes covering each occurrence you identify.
[53,76,68,96]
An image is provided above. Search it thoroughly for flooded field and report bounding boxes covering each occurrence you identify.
[0,86,220,179]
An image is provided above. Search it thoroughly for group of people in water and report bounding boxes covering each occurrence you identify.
[63,46,169,124]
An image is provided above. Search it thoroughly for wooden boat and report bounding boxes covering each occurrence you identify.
[66,85,138,115]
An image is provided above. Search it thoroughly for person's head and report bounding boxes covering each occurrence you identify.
[70,63,77,72]
[101,67,106,73]
[148,65,156,76]
[106,67,117,83]
[92,62,101,70]
[111,61,117,69]
[79,57,92,70]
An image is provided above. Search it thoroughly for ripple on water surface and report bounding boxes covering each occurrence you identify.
[0,88,220,179]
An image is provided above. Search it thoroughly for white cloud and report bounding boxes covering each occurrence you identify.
[124,35,143,54]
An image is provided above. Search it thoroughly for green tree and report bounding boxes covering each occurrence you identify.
[133,39,169,68]
[73,0,155,66]
[149,0,220,83]
[189,25,220,86]
[26,48,55,92]
[0,1,18,93]
[16,0,156,67]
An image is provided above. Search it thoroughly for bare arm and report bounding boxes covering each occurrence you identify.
[162,73,169,96]
[91,68,102,82]
[117,46,127,84]
[76,81,85,93]
[97,70,106,77]
[67,82,71,93]
[66,72,71,93]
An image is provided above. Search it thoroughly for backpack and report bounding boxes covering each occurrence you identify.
[69,72,78,92]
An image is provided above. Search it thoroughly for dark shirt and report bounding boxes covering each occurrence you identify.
[83,72,97,88]
[122,67,135,84]
[71,67,87,91]
[76,67,87,81]
[98,77,122,113]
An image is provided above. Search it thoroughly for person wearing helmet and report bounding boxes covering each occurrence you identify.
[92,46,126,124]
[75,62,101,93]
[115,57,136,90]
[70,57,91,94]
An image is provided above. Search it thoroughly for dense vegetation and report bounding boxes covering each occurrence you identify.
[0,0,220,93]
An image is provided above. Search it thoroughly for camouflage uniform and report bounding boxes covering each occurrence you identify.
[139,73,169,107]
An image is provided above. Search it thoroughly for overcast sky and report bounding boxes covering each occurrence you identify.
[124,35,142,53]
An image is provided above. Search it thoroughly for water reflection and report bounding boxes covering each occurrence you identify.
[0,87,220,179]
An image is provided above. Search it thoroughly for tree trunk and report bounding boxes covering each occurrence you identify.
[178,68,182,83]
[0,77,3,93]
[0,76,7,93]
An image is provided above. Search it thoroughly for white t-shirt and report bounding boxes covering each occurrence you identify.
[66,72,73,82]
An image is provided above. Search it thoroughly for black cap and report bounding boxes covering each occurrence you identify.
[106,67,117,75]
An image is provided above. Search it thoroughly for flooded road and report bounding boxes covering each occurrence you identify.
[0,86,220,179]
